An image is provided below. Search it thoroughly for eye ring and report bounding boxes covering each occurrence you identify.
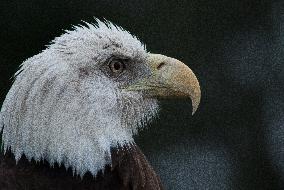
[109,59,125,74]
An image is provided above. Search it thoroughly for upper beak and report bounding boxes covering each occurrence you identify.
[125,54,201,115]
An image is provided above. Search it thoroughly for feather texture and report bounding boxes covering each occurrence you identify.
[0,144,163,190]
[0,19,159,177]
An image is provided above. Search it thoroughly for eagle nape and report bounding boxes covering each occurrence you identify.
[0,19,201,190]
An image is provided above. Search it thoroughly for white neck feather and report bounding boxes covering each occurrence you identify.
[0,54,158,177]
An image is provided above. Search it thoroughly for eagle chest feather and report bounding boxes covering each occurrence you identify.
[0,145,163,190]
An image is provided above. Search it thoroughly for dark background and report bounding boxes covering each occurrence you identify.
[0,0,284,189]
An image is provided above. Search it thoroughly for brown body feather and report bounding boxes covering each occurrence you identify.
[0,144,163,190]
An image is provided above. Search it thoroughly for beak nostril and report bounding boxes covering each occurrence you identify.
[157,62,166,70]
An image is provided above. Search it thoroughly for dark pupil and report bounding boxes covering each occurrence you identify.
[113,61,121,70]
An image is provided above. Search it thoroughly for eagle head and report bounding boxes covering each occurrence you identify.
[0,19,201,177]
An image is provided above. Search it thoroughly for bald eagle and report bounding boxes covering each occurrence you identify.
[0,19,201,190]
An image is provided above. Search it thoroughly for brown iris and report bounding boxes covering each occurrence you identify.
[109,59,125,74]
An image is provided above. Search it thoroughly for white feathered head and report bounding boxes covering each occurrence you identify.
[0,19,200,177]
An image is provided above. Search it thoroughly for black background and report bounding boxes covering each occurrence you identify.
[0,0,284,189]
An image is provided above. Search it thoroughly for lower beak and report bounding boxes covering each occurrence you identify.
[125,54,201,115]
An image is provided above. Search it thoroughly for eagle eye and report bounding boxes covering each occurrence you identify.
[109,59,125,74]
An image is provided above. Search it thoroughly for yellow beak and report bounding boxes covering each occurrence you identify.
[125,54,201,115]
